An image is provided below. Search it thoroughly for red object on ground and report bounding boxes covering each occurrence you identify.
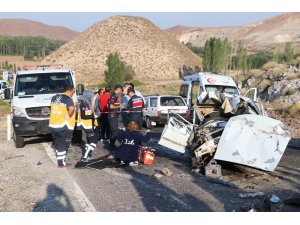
[138,146,155,165]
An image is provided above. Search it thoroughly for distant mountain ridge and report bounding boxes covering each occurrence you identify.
[0,19,78,41]
[166,12,300,52]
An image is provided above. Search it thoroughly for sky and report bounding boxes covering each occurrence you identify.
[0,12,284,32]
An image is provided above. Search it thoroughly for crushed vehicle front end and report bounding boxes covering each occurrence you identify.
[159,89,291,173]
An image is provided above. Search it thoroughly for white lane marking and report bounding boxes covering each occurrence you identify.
[42,143,97,212]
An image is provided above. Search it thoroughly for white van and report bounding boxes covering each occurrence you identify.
[5,65,83,148]
[143,95,188,129]
[179,72,265,120]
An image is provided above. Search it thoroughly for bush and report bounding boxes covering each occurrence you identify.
[286,103,300,116]
[282,87,297,96]
[130,80,145,86]
[262,61,278,70]
[286,88,297,96]
[123,64,135,81]
[259,79,271,92]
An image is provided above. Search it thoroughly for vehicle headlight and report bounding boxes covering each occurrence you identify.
[13,107,26,117]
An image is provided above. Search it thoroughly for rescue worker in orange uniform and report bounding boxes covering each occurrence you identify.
[49,86,75,167]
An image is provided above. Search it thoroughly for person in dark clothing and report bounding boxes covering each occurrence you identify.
[78,90,98,162]
[108,84,123,148]
[99,86,111,142]
[127,88,144,130]
[115,121,150,166]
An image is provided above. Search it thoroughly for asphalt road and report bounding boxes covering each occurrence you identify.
[62,125,300,212]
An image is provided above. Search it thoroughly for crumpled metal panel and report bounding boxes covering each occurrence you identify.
[214,114,291,171]
[158,116,192,153]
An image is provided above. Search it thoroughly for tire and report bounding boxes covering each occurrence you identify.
[72,129,82,144]
[145,116,152,129]
[13,132,25,148]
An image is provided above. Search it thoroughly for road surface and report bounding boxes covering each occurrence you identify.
[60,126,300,212]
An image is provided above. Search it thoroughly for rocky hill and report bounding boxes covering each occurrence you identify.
[42,16,202,83]
[167,13,300,52]
[0,19,78,41]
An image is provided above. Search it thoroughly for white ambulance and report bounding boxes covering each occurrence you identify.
[5,65,84,148]
[179,72,265,120]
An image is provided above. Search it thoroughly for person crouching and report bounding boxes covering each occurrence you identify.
[78,90,99,162]
[115,121,150,166]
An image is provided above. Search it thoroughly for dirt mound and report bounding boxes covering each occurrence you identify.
[0,19,78,41]
[42,16,202,83]
[167,12,300,52]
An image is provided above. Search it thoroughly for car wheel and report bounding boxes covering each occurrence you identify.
[145,116,152,129]
[13,132,25,148]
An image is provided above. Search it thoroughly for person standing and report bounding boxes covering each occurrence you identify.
[108,84,123,148]
[49,86,75,168]
[94,89,103,141]
[121,83,131,128]
[129,82,145,103]
[77,90,99,162]
[99,86,111,142]
[127,88,144,130]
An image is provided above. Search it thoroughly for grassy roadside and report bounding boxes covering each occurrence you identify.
[0,100,11,117]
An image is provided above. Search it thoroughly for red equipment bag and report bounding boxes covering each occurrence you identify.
[138,146,155,165]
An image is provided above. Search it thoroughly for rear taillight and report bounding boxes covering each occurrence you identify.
[157,111,161,117]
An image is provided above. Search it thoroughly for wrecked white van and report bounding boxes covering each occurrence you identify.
[159,72,290,172]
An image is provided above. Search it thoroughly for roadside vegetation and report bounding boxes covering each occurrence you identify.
[0,99,10,117]
[0,36,65,60]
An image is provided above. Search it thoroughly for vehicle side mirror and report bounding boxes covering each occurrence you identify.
[77,84,84,95]
[4,88,12,99]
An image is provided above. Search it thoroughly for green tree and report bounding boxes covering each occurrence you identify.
[203,40,212,71]
[123,63,135,81]
[202,37,231,73]
[284,42,294,63]
[104,52,125,87]
[236,41,244,71]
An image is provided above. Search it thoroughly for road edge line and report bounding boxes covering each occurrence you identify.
[42,143,97,212]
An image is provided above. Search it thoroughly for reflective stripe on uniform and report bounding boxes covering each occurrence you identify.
[56,151,66,156]
[57,155,66,160]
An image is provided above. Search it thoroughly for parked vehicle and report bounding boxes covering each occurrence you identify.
[0,80,8,99]
[143,95,188,129]
[4,65,84,148]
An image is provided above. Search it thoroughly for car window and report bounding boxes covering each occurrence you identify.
[179,85,189,98]
[150,98,157,107]
[144,99,148,108]
[160,97,185,106]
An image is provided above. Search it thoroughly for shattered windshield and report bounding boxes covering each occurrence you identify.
[14,72,73,96]
[205,85,239,96]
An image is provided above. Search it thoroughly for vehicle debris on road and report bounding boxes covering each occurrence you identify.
[161,167,173,176]
[239,192,265,199]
